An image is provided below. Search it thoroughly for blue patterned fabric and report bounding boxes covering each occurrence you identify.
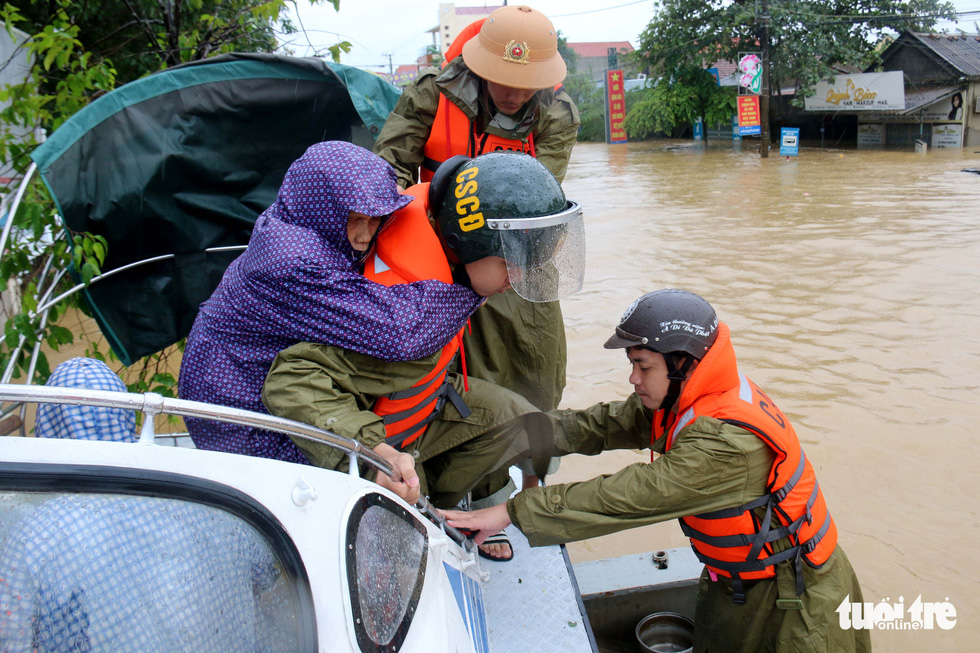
[178,142,482,462]
[0,494,288,652]
[34,358,136,442]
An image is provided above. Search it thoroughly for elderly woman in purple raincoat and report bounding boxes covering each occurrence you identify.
[178,142,483,492]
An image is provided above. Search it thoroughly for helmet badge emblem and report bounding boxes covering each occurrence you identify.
[503,40,531,65]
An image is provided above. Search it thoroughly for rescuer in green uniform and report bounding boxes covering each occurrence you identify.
[263,153,585,528]
[442,290,871,652]
[373,5,580,424]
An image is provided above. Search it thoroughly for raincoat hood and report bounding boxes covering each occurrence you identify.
[270,141,412,260]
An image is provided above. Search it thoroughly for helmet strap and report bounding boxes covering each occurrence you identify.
[658,353,694,430]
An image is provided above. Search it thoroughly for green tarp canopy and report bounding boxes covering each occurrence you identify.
[30,53,402,366]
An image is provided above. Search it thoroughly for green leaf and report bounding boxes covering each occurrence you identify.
[12,313,34,339]
[5,322,21,348]
[81,259,99,285]
[22,283,37,314]
[92,240,106,265]
[49,324,75,346]
[35,353,51,380]
[151,372,176,387]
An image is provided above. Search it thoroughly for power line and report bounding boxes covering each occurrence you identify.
[552,0,651,19]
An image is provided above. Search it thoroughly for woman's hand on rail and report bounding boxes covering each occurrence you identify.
[372,442,421,504]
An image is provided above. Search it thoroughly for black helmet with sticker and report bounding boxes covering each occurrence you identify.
[604,289,719,359]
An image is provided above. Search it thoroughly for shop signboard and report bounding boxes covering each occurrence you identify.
[737,95,761,136]
[606,69,627,144]
[737,53,762,94]
[932,124,963,149]
[921,93,966,122]
[859,87,966,124]
[857,124,884,150]
[804,72,905,111]
[779,128,800,156]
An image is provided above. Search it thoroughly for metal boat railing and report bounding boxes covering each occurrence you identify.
[0,383,473,552]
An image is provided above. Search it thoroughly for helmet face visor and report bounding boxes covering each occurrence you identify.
[493,201,585,302]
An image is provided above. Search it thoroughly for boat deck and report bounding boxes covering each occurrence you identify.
[482,525,597,652]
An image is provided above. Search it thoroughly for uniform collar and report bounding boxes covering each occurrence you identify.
[436,57,547,136]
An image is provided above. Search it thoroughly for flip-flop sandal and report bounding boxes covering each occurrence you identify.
[477,533,514,562]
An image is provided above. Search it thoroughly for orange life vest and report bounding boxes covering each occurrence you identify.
[364,184,468,448]
[421,19,537,181]
[654,323,838,602]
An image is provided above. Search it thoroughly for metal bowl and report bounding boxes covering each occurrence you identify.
[635,611,694,653]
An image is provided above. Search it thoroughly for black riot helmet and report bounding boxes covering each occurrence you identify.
[604,290,719,419]
[429,151,585,302]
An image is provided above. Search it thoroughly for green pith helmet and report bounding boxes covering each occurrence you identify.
[432,151,567,263]
[604,289,719,358]
[430,152,586,302]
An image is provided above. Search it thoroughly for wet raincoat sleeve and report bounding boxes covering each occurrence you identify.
[510,406,775,547]
[261,341,440,470]
[234,226,481,361]
[260,274,476,362]
[531,88,580,184]
[372,72,441,190]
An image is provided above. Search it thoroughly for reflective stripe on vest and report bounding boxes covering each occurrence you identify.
[363,184,468,448]
[661,366,838,587]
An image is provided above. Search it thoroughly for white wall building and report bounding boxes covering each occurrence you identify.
[1,21,33,187]
[436,3,501,56]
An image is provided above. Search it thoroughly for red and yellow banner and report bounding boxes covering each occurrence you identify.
[606,69,627,144]
[737,95,761,135]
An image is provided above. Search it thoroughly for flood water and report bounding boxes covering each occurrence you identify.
[28,140,979,649]
[552,141,980,651]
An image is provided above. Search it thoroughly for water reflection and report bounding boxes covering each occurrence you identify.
[555,141,980,651]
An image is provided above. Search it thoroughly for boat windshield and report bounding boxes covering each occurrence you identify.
[0,490,308,652]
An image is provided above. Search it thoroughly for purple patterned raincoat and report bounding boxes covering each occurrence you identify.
[178,142,482,463]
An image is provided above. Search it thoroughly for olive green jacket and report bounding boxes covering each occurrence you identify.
[511,394,870,653]
[261,342,550,506]
[460,289,567,412]
[373,57,580,190]
[372,57,578,414]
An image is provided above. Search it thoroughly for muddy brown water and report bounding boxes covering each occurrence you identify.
[553,141,980,651]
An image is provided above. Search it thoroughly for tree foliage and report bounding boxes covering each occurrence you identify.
[0,0,346,391]
[634,0,957,103]
[557,31,607,142]
[623,69,736,140]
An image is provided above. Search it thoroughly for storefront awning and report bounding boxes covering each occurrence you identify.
[899,85,965,115]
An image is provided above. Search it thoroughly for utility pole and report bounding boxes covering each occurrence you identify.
[760,0,770,158]
[383,53,394,78]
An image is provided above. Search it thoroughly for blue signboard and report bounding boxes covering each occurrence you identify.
[780,127,800,156]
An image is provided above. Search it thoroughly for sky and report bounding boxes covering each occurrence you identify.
[283,0,662,71]
[283,1,980,72]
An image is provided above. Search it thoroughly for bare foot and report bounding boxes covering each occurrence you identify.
[477,532,514,562]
